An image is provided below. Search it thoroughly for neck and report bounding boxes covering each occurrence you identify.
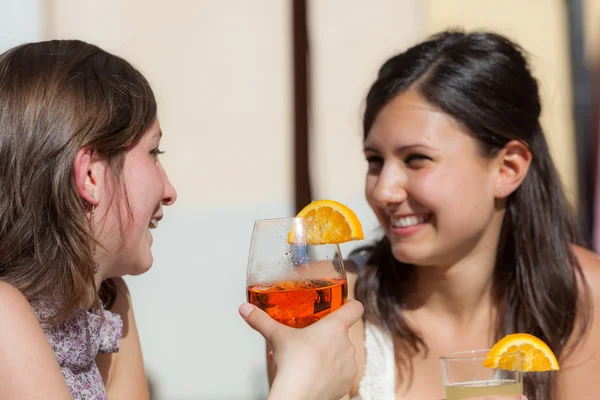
[82,269,107,310]
[411,257,495,322]
[407,213,504,323]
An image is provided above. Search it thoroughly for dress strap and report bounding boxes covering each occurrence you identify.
[353,321,396,400]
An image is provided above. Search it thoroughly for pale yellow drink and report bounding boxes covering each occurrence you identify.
[444,379,523,400]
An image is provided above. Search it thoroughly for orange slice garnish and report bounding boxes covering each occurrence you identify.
[483,333,560,372]
[288,200,364,245]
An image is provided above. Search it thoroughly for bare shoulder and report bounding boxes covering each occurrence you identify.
[0,280,42,345]
[555,245,600,398]
[569,244,600,340]
[0,281,39,331]
[572,245,600,287]
[0,281,71,399]
[0,280,30,311]
[571,244,600,310]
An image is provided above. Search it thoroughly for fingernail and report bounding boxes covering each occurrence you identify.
[521,396,528,400]
[239,303,255,319]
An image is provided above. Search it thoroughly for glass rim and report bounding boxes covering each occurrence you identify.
[439,349,521,361]
[253,217,306,224]
[250,217,343,249]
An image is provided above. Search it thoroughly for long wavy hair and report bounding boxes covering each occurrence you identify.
[354,30,590,400]
[0,40,157,323]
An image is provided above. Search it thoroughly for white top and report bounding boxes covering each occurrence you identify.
[352,321,396,400]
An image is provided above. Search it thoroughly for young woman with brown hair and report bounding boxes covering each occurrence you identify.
[0,39,363,400]
[338,30,600,400]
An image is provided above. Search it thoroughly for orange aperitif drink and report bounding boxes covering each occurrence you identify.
[246,200,363,328]
[247,278,347,328]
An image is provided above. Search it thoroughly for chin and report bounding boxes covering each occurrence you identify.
[129,267,152,276]
[127,257,154,276]
[391,243,436,266]
[135,263,153,275]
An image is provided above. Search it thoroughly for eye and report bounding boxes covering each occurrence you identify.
[151,148,165,159]
[365,155,383,174]
[404,153,430,168]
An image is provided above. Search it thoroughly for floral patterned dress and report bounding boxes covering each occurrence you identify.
[34,305,123,399]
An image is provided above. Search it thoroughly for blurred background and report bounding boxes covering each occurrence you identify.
[2,0,600,399]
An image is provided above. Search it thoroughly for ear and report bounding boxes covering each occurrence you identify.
[493,140,532,198]
[74,148,106,206]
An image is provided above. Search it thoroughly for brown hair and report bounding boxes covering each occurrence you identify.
[354,30,590,400]
[0,40,157,323]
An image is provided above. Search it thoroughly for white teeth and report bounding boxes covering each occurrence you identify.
[391,214,428,228]
[149,218,159,229]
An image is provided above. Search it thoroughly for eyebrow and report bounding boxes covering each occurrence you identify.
[153,129,163,139]
[363,144,435,153]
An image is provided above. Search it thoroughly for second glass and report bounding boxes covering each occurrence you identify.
[440,349,523,400]
[246,217,348,328]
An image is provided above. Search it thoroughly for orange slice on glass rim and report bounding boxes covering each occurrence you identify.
[288,199,364,245]
[483,333,560,372]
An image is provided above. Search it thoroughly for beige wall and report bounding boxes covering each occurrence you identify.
[46,0,427,209]
[425,0,578,203]
[48,0,294,209]
[46,0,581,207]
[309,0,423,200]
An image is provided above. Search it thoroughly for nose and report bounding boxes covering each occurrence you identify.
[370,164,408,208]
[160,164,178,206]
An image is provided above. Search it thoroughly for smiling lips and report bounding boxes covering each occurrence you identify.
[149,215,162,229]
[389,213,431,236]
[391,213,430,228]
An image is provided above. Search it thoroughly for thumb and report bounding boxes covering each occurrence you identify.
[239,303,284,342]
[323,299,364,328]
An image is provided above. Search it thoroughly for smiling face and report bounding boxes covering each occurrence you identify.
[95,119,177,277]
[364,90,503,267]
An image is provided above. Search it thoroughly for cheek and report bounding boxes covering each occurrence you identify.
[364,175,376,204]
[427,166,495,222]
[126,170,164,218]
[404,170,443,209]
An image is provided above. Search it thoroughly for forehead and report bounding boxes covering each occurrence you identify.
[142,119,162,141]
[365,90,472,150]
[127,119,161,153]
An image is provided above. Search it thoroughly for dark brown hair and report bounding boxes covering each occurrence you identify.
[0,40,156,323]
[354,30,590,400]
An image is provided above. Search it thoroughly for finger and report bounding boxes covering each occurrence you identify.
[238,303,284,342]
[326,299,364,328]
[465,396,527,400]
